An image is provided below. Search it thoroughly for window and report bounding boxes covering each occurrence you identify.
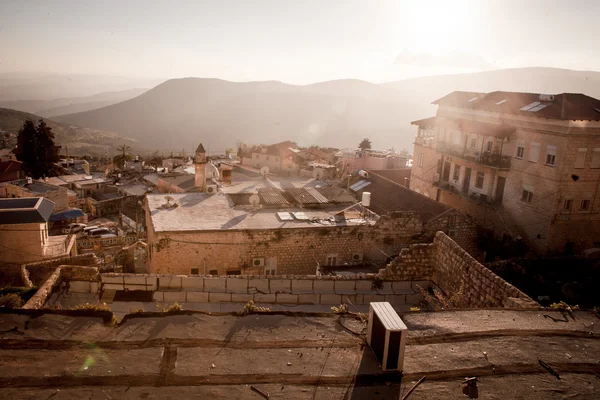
[417,153,423,167]
[470,137,477,148]
[563,199,573,211]
[475,171,484,189]
[453,131,462,146]
[447,214,457,228]
[580,199,590,211]
[516,144,525,159]
[486,140,493,152]
[545,145,557,166]
[521,189,533,203]
[209,269,218,275]
[529,142,540,162]
[591,148,600,169]
[453,164,460,181]
[226,270,241,276]
[326,254,338,266]
[190,268,199,275]
[575,148,587,168]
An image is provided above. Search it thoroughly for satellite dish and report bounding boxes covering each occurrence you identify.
[312,168,324,180]
[164,195,174,206]
[260,166,270,177]
[249,194,260,207]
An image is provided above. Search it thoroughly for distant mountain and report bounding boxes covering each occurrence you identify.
[0,73,163,101]
[0,88,148,118]
[52,68,600,153]
[52,78,423,152]
[0,108,137,157]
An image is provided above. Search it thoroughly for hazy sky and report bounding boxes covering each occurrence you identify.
[1,0,599,83]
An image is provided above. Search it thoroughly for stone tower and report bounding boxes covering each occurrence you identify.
[194,143,207,191]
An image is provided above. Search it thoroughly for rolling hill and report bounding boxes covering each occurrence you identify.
[52,67,600,153]
[0,108,138,157]
[0,88,149,118]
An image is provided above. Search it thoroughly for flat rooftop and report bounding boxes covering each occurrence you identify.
[6,179,61,194]
[0,309,597,399]
[147,192,373,232]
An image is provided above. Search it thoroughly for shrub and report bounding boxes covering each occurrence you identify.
[0,293,24,308]
[331,304,349,314]
[70,302,111,312]
[409,307,421,312]
[0,287,38,303]
[241,300,270,315]
[549,301,580,311]
[157,302,184,312]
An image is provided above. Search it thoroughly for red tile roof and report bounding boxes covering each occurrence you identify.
[433,91,600,121]
[0,160,23,173]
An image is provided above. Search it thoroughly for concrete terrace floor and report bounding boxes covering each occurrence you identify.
[0,309,598,399]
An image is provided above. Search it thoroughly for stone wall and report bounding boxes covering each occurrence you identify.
[24,253,99,286]
[378,243,434,280]
[87,273,431,308]
[148,212,425,276]
[22,268,62,309]
[432,232,535,307]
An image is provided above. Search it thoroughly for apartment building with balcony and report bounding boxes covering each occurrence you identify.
[410,91,600,254]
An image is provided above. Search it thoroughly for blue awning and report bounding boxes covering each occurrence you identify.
[49,208,85,221]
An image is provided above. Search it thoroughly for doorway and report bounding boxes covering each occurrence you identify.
[495,176,506,204]
[463,168,472,193]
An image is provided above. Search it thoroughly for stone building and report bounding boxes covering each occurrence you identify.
[156,143,221,194]
[0,197,77,263]
[410,91,600,254]
[0,178,70,212]
[340,148,408,175]
[241,141,300,176]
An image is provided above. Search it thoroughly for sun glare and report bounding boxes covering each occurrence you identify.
[403,1,476,54]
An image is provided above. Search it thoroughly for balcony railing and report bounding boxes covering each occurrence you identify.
[433,178,501,207]
[414,136,436,148]
[436,141,511,169]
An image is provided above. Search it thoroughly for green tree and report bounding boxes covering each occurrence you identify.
[113,144,133,169]
[15,119,60,179]
[358,138,372,151]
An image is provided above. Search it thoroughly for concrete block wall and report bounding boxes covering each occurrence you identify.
[93,273,430,307]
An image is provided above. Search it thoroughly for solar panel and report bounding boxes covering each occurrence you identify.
[495,99,507,105]
[529,104,548,112]
[349,180,371,192]
[292,212,309,221]
[468,97,479,102]
[276,212,294,221]
[519,102,540,111]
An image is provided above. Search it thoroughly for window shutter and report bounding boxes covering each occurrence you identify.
[529,142,540,162]
[591,148,600,169]
[575,148,587,168]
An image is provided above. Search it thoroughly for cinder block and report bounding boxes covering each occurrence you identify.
[392,281,413,294]
[269,279,291,294]
[227,278,249,293]
[253,293,276,303]
[355,280,374,294]
[123,275,147,285]
[209,293,232,302]
[69,281,91,293]
[163,291,186,302]
[276,293,299,304]
[385,294,406,308]
[291,280,314,293]
[152,291,164,302]
[101,275,123,284]
[145,277,158,291]
[181,277,204,291]
[159,276,182,290]
[298,294,320,304]
[90,282,99,293]
[102,283,124,291]
[124,284,147,291]
[231,293,253,303]
[313,280,334,293]
[334,281,356,294]
[363,294,386,304]
[406,293,424,305]
[248,278,269,294]
[186,292,209,303]
[376,282,394,295]
[320,294,342,305]
[340,294,359,305]
[203,278,226,293]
